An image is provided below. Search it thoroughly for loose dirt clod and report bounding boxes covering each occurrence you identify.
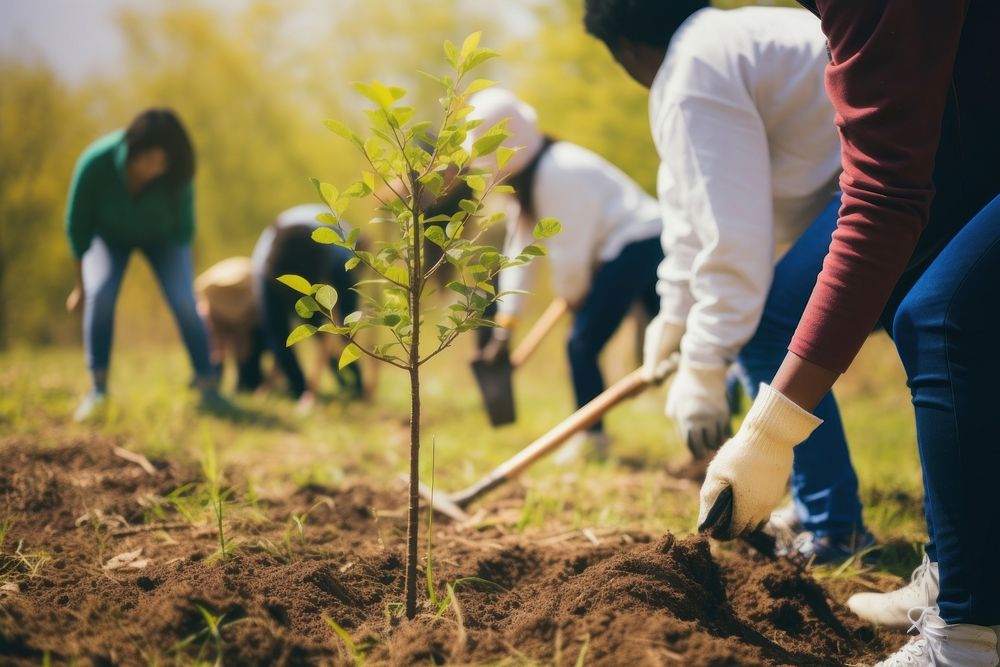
[0,436,902,665]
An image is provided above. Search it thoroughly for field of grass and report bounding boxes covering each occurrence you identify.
[0,304,931,664]
[0,305,925,563]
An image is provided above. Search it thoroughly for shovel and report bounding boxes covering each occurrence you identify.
[471,298,568,427]
[423,356,679,520]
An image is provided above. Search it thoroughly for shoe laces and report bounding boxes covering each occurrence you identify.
[908,557,935,598]
[883,606,944,666]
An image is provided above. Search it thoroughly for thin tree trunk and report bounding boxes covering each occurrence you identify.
[404,190,424,621]
[405,362,420,619]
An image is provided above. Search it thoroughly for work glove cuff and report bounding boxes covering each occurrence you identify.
[740,383,823,453]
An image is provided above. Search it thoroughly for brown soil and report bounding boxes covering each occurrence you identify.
[0,436,904,666]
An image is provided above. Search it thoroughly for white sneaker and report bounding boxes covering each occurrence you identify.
[553,431,610,465]
[849,554,939,629]
[73,389,109,423]
[874,606,999,666]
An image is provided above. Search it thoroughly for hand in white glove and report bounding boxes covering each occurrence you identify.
[697,383,822,540]
[642,314,685,382]
[666,360,730,459]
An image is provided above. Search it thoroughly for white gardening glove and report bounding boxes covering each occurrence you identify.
[642,314,685,382]
[665,360,730,459]
[697,383,822,540]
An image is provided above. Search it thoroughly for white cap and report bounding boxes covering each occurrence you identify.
[465,88,544,177]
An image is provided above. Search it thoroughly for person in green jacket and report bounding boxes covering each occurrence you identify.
[65,108,218,421]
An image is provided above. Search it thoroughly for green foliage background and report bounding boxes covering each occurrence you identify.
[0,0,802,349]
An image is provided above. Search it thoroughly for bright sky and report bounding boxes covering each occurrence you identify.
[1,0,148,81]
[0,0,536,83]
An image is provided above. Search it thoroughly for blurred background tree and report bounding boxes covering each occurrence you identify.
[0,0,804,349]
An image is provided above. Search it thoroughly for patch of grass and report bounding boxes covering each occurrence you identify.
[324,615,377,666]
[0,324,925,588]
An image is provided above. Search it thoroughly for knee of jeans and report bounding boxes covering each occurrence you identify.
[892,289,940,356]
[85,280,119,314]
[566,330,596,361]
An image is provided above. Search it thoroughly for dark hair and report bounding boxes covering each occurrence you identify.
[509,136,555,219]
[124,108,195,187]
[584,0,709,50]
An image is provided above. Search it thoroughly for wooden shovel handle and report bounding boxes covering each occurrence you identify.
[510,299,568,368]
[452,359,678,506]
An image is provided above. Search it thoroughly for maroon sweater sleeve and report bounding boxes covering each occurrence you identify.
[789,0,969,373]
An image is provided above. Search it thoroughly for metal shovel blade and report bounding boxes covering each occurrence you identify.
[470,351,516,427]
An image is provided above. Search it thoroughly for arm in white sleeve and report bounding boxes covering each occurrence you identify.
[534,172,603,309]
[657,95,775,368]
[495,213,540,325]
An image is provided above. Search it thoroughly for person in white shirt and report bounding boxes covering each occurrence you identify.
[469,89,663,459]
[584,0,872,563]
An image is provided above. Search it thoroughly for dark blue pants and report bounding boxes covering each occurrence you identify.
[737,197,864,539]
[257,244,359,398]
[889,194,1000,625]
[568,238,662,431]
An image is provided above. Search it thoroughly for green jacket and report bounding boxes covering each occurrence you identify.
[65,130,195,258]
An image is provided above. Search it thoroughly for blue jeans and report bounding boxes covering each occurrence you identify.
[568,237,662,431]
[82,236,214,387]
[737,197,864,538]
[887,194,1000,626]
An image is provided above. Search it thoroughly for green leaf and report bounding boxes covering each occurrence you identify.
[533,217,562,240]
[286,324,316,346]
[460,32,482,61]
[417,69,447,88]
[322,119,360,147]
[418,171,444,196]
[384,265,409,286]
[464,78,496,96]
[481,212,507,230]
[318,323,349,335]
[346,227,361,247]
[493,184,515,194]
[521,243,547,257]
[345,256,361,271]
[496,146,518,171]
[425,225,447,248]
[459,198,480,214]
[277,274,312,295]
[443,40,459,68]
[295,296,319,318]
[314,285,338,310]
[312,227,341,244]
[344,311,363,325]
[480,250,502,269]
[446,218,464,240]
[391,106,415,127]
[320,182,339,208]
[466,48,500,71]
[446,281,470,297]
[353,80,401,110]
[362,171,375,191]
[315,212,338,226]
[472,131,509,158]
[464,174,486,191]
[339,343,362,370]
[449,148,470,167]
[382,313,402,327]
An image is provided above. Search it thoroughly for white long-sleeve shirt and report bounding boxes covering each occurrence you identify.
[497,141,661,318]
[650,6,841,368]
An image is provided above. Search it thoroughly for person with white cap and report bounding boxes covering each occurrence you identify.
[469,88,663,460]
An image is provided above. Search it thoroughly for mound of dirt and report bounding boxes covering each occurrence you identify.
[0,436,903,665]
